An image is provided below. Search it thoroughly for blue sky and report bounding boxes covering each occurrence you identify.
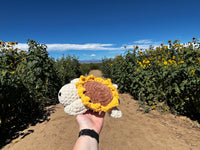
[0,0,200,60]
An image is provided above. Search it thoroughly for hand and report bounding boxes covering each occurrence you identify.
[76,110,105,134]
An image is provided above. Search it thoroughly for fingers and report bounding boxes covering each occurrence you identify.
[98,111,105,117]
[84,109,105,118]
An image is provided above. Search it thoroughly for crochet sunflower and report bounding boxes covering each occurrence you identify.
[58,75,122,118]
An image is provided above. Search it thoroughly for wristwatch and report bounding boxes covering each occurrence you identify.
[78,129,99,143]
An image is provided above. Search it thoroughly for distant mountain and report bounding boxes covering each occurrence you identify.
[79,59,102,64]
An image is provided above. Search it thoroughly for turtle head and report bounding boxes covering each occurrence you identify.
[58,83,79,107]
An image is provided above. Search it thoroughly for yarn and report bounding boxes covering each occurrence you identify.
[83,81,113,106]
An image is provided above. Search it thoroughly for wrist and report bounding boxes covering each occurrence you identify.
[79,127,101,134]
[78,129,99,143]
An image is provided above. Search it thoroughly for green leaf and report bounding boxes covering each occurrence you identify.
[174,83,180,94]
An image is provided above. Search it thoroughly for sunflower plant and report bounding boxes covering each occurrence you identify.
[0,41,31,127]
[101,38,200,118]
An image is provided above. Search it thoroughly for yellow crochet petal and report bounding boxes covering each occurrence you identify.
[75,74,119,112]
[86,74,95,81]
[80,75,87,82]
[94,77,104,83]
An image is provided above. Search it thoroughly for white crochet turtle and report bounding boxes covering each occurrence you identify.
[58,75,122,118]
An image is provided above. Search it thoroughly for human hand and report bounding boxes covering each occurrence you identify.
[76,110,105,134]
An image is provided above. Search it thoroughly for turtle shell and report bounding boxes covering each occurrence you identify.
[83,81,113,106]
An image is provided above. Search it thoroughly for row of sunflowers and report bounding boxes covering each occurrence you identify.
[0,40,81,130]
[101,38,200,117]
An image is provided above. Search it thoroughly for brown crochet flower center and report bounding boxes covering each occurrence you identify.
[83,81,113,106]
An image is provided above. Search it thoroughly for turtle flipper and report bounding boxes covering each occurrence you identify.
[109,107,122,118]
[64,99,87,115]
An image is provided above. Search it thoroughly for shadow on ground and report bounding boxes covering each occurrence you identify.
[0,105,56,149]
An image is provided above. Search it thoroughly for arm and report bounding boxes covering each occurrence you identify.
[72,134,98,150]
[72,110,105,150]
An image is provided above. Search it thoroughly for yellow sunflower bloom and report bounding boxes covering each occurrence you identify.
[189,70,195,75]
[164,61,168,65]
[75,75,119,112]
[20,50,25,55]
[135,45,139,49]
[197,58,200,63]
[10,42,15,46]
[10,63,14,67]
[178,61,184,64]
[151,106,156,110]
[138,51,143,55]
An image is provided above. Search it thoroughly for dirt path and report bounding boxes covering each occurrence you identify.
[2,70,200,150]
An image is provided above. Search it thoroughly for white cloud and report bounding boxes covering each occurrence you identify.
[47,43,120,51]
[90,54,96,57]
[123,39,161,50]
[125,44,150,50]
[13,39,162,52]
[15,43,121,51]
[14,43,28,51]
[133,39,152,44]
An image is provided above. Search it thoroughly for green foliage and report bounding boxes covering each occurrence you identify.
[80,63,102,75]
[0,40,81,130]
[0,40,42,127]
[54,54,81,86]
[17,39,60,99]
[101,38,200,117]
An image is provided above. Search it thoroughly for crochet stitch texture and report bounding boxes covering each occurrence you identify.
[58,74,122,118]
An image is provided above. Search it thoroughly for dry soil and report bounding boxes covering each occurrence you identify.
[2,70,200,150]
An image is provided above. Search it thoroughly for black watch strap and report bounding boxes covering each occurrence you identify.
[78,129,99,143]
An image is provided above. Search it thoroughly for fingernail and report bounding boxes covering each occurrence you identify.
[99,111,102,115]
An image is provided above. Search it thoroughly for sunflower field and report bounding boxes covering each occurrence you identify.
[0,40,81,132]
[101,38,200,118]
